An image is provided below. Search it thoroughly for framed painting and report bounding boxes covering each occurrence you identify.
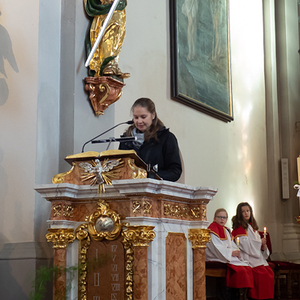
[170,0,233,122]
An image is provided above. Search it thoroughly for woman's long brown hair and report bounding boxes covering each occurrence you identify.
[232,202,259,230]
[125,98,164,142]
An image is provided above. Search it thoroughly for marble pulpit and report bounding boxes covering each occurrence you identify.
[35,150,217,300]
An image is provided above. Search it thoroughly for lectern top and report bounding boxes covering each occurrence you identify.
[65,149,147,170]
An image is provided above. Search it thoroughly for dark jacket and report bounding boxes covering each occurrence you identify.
[119,127,182,182]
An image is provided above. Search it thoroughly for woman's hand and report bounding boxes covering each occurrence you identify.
[261,237,267,250]
[232,250,241,258]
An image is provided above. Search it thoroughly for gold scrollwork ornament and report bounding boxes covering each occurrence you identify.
[164,203,189,218]
[122,225,156,247]
[128,158,147,179]
[46,228,75,249]
[75,223,90,300]
[53,204,74,218]
[188,228,211,249]
[88,200,122,241]
[52,163,75,184]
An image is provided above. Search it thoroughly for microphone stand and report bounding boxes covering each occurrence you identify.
[91,136,136,150]
[81,120,133,152]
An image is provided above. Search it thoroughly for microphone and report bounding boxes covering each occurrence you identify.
[91,136,137,144]
[81,120,133,152]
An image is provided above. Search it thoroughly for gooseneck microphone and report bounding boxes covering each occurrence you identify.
[81,120,133,152]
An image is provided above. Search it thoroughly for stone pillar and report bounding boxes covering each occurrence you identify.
[46,228,75,300]
[123,225,155,300]
[188,228,211,300]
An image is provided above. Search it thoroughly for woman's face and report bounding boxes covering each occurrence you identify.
[214,211,228,226]
[241,205,251,222]
[133,105,155,132]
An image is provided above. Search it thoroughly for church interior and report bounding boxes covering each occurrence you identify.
[1,0,300,299]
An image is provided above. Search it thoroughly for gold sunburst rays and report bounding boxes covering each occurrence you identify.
[80,158,124,193]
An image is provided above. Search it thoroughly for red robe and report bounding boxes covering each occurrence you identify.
[207,222,254,289]
[232,225,274,299]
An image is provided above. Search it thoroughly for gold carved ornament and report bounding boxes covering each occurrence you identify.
[80,158,124,193]
[46,228,75,249]
[87,200,122,241]
[122,233,134,300]
[75,200,130,300]
[122,225,156,247]
[122,225,155,300]
[75,223,90,300]
[53,204,74,218]
[164,203,189,218]
[84,1,129,115]
[132,200,152,214]
[188,228,211,249]
[52,163,75,184]
[85,77,125,115]
[128,158,147,179]
[191,205,207,220]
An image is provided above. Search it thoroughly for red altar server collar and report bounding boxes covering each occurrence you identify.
[232,225,248,238]
[208,222,229,240]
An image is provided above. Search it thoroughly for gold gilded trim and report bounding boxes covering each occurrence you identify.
[75,202,134,300]
[164,203,189,218]
[122,225,155,247]
[191,205,207,220]
[188,228,211,249]
[132,200,152,214]
[88,200,122,241]
[66,149,138,160]
[122,225,155,299]
[46,228,75,249]
[99,82,110,104]
[75,223,90,300]
[52,163,75,184]
[53,204,74,218]
[123,236,134,300]
[66,151,101,160]
[80,158,124,193]
[99,149,137,157]
[128,158,147,179]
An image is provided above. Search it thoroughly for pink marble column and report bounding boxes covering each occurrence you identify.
[123,225,155,300]
[193,248,206,300]
[133,246,148,299]
[53,248,67,299]
[166,233,187,300]
[46,228,75,300]
[188,228,211,300]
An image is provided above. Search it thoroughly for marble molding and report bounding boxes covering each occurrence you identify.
[35,179,217,223]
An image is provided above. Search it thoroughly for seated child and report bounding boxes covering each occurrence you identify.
[206,208,254,299]
[231,202,274,300]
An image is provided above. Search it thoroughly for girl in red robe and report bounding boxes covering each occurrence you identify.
[206,208,254,299]
[232,202,274,300]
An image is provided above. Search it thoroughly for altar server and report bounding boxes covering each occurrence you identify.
[232,202,274,300]
[206,208,254,298]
